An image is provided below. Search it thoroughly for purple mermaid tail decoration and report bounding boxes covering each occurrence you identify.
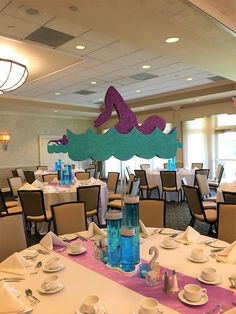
[48,135,68,145]
[94,86,166,134]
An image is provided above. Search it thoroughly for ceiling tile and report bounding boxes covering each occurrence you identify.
[45,17,90,37]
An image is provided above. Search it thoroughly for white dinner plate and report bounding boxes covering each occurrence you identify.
[160,243,177,249]
[209,240,229,249]
[38,282,64,294]
[59,233,78,241]
[196,274,222,285]
[20,249,39,259]
[42,264,65,273]
[187,255,209,263]
[159,228,174,235]
[75,303,106,314]
[178,289,208,306]
[66,247,86,255]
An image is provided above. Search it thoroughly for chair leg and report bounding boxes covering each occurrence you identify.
[35,222,37,235]
[96,214,100,227]
[48,220,51,232]
[190,216,195,226]
[156,187,160,199]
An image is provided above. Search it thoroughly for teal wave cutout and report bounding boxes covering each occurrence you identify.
[48,128,182,161]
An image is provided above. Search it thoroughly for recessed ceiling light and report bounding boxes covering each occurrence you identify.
[91,81,97,85]
[76,45,86,50]
[55,92,61,95]
[186,77,193,81]
[142,65,150,69]
[98,98,103,101]
[136,90,141,93]
[165,37,179,43]
[53,110,58,113]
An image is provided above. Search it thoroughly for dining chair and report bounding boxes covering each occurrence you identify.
[0,212,27,262]
[15,168,26,181]
[109,174,135,201]
[140,164,150,170]
[7,176,23,200]
[163,163,168,169]
[222,191,236,204]
[139,199,166,228]
[51,201,87,235]
[42,173,58,182]
[107,172,120,194]
[37,165,48,171]
[11,169,18,177]
[18,190,52,234]
[75,171,90,180]
[217,202,236,243]
[191,163,203,169]
[196,174,216,202]
[126,166,132,178]
[24,171,36,184]
[160,171,182,203]
[182,185,217,235]
[0,188,21,214]
[88,163,96,169]
[194,169,210,186]
[134,169,159,198]
[76,185,101,226]
[208,164,224,191]
[176,161,184,168]
[85,168,95,178]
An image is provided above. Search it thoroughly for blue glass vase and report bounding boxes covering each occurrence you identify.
[123,195,140,264]
[120,226,135,272]
[106,210,123,268]
[65,164,72,185]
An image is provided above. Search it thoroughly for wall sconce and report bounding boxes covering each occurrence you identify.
[0,133,11,151]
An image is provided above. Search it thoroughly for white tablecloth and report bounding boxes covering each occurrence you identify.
[217,181,236,202]
[2,229,235,314]
[146,169,195,201]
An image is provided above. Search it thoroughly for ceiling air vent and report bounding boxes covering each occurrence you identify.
[25,26,74,48]
[208,76,226,82]
[74,90,96,95]
[129,72,158,81]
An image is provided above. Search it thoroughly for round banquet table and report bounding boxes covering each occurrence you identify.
[2,228,236,314]
[34,169,85,182]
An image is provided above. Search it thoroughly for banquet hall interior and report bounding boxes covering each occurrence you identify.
[0,0,236,313]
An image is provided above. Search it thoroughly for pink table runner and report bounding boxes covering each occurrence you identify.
[56,241,236,314]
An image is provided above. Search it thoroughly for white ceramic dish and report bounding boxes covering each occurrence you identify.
[160,243,177,249]
[187,255,209,263]
[42,264,65,273]
[38,282,64,294]
[20,249,39,259]
[209,240,229,249]
[66,247,86,255]
[75,303,106,314]
[197,274,222,285]
[159,228,174,235]
[59,233,78,241]
[178,289,208,306]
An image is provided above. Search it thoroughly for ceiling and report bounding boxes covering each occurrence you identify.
[0,0,235,119]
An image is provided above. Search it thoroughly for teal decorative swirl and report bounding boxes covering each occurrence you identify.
[48,128,182,161]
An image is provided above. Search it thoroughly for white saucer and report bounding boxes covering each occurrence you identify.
[42,264,65,273]
[20,249,39,259]
[59,233,78,241]
[160,243,177,249]
[38,282,64,294]
[132,307,163,314]
[75,304,106,314]
[159,228,174,235]
[209,240,229,249]
[178,289,208,306]
[197,274,222,285]
[187,255,209,263]
[66,247,86,255]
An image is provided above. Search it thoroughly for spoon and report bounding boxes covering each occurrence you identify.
[25,289,40,303]
[30,261,42,274]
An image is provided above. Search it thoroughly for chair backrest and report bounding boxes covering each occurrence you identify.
[88,163,96,169]
[176,161,184,168]
[126,174,135,194]
[37,165,48,171]
[0,212,27,262]
[24,171,36,184]
[18,190,47,218]
[107,172,119,193]
[160,171,177,189]
[51,201,87,235]
[130,179,140,196]
[11,169,17,177]
[15,168,25,180]
[85,168,95,178]
[77,185,100,213]
[140,164,150,170]
[75,172,90,180]
[182,185,204,216]
[163,163,168,169]
[7,177,23,199]
[217,202,236,243]
[196,174,211,198]
[0,188,8,214]
[215,164,224,183]
[191,163,203,169]
[222,191,236,204]
[139,199,165,228]
[42,173,58,182]
[194,169,210,186]
[134,170,148,187]
[126,166,132,177]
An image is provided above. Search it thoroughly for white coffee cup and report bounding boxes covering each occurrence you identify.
[70,242,83,253]
[81,295,100,314]
[43,274,61,291]
[184,284,207,302]
[46,257,62,270]
[162,237,175,247]
[190,248,205,260]
[140,298,159,314]
[201,267,217,282]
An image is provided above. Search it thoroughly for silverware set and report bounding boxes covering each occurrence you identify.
[24,288,40,305]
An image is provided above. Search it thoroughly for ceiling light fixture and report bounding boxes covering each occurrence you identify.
[186,77,193,81]
[76,45,86,50]
[165,37,179,43]
[0,59,28,94]
[142,65,150,69]
[91,81,97,85]
[55,92,61,95]
[0,133,11,151]
[136,90,141,93]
